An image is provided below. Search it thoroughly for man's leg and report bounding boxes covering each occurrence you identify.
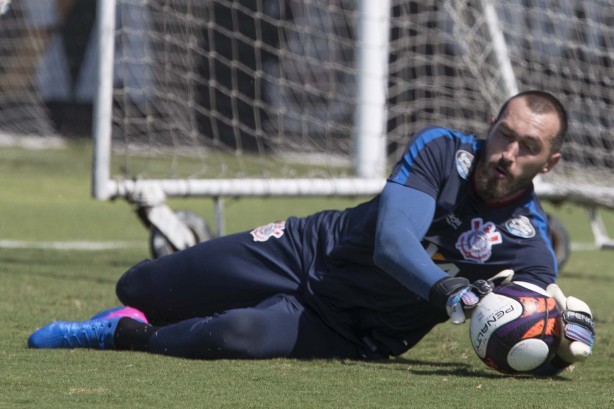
[115,295,362,360]
[116,230,305,324]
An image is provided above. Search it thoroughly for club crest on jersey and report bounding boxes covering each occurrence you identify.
[455,150,474,180]
[250,221,286,242]
[455,218,502,263]
[505,215,536,238]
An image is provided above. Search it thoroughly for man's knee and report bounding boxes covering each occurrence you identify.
[115,259,154,306]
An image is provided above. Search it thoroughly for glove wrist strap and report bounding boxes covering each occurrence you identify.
[563,310,596,335]
[429,277,470,310]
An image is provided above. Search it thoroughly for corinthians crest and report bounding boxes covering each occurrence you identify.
[455,218,502,263]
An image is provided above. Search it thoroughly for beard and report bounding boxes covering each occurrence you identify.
[473,157,533,203]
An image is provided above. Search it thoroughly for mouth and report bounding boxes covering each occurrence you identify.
[492,164,509,179]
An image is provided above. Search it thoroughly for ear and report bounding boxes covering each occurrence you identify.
[540,152,561,174]
[485,117,497,136]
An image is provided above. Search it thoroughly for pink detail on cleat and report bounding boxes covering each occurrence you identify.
[91,306,148,324]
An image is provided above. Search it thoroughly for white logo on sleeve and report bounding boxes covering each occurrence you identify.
[505,216,536,238]
[455,150,474,180]
[455,218,502,263]
[250,221,286,242]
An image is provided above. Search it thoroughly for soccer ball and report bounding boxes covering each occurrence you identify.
[469,281,562,374]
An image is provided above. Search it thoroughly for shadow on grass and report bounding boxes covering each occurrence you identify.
[342,357,570,381]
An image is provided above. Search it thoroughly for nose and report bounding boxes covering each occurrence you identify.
[502,140,518,161]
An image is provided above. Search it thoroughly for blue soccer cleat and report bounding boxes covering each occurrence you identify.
[90,306,148,324]
[28,318,120,349]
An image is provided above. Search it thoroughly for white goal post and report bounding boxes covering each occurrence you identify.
[89,0,614,252]
[92,0,389,202]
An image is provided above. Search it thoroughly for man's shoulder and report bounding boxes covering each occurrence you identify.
[410,126,480,150]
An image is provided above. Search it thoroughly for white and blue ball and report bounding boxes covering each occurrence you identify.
[469,281,562,374]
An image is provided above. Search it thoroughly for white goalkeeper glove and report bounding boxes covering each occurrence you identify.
[546,284,595,363]
[430,269,514,324]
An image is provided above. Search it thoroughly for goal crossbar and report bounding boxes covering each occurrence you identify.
[105,178,387,200]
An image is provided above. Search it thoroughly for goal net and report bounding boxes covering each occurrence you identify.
[92,0,613,210]
[0,0,59,144]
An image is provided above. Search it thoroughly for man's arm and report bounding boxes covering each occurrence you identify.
[373,182,491,323]
[373,182,446,300]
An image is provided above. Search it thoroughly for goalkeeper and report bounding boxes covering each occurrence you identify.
[28,90,594,376]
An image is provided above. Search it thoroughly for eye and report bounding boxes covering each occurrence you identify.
[501,130,514,140]
[521,140,540,155]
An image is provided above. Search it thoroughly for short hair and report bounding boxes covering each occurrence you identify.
[495,90,568,153]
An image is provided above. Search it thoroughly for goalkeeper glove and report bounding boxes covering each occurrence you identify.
[547,284,596,363]
[429,277,493,324]
[429,269,514,324]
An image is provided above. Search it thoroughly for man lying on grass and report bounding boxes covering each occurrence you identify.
[29,90,594,376]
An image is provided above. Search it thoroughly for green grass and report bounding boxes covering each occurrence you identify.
[1,141,613,408]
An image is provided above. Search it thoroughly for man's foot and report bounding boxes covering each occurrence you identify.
[90,306,148,324]
[28,318,120,349]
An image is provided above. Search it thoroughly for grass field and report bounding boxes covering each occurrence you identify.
[1,141,613,408]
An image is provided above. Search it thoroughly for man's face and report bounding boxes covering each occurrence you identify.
[474,97,561,203]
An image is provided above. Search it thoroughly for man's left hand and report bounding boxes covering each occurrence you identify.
[547,284,595,363]
[430,269,515,324]
[430,277,494,324]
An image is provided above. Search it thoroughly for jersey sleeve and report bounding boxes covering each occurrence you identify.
[388,126,462,198]
[375,127,479,301]
[507,203,559,289]
[373,183,449,301]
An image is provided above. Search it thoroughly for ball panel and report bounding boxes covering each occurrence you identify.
[522,319,547,339]
[484,333,517,373]
[518,296,550,317]
[469,281,562,375]
[507,339,550,372]
[508,281,550,296]
[469,293,523,359]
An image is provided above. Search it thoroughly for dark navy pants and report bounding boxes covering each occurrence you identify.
[115,229,363,360]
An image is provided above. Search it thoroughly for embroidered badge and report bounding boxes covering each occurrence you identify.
[446,213,463,229]
[455,218,502,263]
[455,150,474,180]
[505,216,536,238]
[250,221,286,242]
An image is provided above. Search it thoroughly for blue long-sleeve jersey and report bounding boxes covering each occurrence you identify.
[293,126,558,355]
